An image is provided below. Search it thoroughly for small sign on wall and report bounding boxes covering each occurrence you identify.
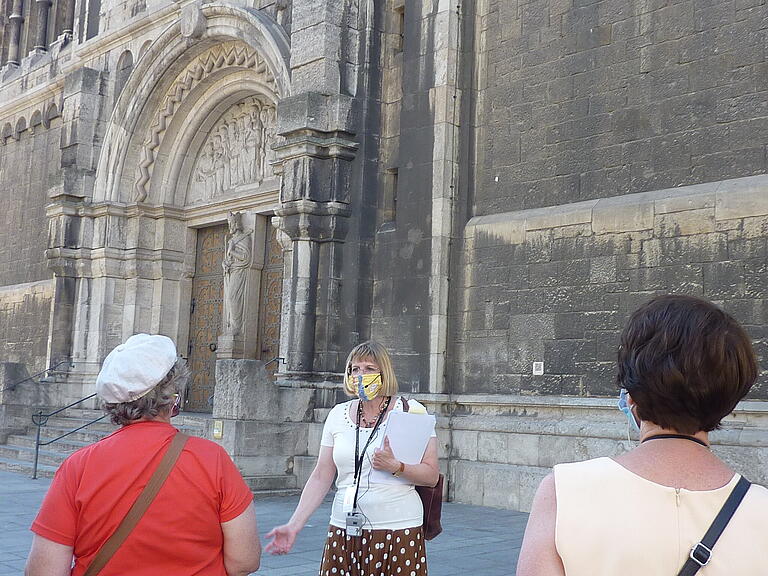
[213,419,224,439]
[532,362,544,376]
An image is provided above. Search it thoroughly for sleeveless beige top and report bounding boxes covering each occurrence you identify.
[554,457,768,575]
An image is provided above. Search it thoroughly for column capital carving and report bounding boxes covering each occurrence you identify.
[274,200,351,243]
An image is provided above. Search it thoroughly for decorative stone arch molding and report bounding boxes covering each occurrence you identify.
[134,41,279,204]
[93,2,291,204]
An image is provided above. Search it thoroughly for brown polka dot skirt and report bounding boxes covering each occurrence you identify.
[319,525,428,576]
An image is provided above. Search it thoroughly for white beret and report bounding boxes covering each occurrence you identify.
[96,334,178,403]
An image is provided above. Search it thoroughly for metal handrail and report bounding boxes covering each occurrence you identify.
[0,360,73,393]
[264,356,285,369]
[31,393,106,479]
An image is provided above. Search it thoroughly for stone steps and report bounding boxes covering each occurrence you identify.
[251,488,303,500]
[0,408,303,496]
[0,455,59,478]
[0,408,208,479]
[244,474,298,491]
[0,444,73,467]
[8,433,92,451]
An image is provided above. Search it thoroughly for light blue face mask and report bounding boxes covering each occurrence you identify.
[617,388,641,433]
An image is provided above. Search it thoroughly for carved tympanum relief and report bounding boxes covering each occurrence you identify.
[189,98,277,204]
[133,42,277,202]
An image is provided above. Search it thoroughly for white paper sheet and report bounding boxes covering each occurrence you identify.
[370,411,436,485]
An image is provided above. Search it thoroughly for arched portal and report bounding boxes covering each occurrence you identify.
[54,4,290,410]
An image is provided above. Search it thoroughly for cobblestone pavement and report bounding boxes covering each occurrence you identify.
[0,469,528,575]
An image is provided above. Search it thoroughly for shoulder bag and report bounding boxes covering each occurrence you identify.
[83,432,189,576]
[676,475,751,576]
[402,397,443,540]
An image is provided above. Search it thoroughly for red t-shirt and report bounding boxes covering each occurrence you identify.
[31,421,254,575]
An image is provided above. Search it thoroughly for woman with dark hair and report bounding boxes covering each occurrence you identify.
[265,340,440,576]
[517,294,768,576]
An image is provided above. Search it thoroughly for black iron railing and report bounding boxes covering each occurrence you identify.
[0,360,74,393]
[264,356,285,369]
[31,394,106,479]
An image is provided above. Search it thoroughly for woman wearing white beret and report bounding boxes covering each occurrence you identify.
[25,334,261,576]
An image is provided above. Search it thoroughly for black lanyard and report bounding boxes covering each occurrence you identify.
[352,396,391,509]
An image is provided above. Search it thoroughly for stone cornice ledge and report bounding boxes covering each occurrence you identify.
[412,393,767,421]
[466,174,768,245]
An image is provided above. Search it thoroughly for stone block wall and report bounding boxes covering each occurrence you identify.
[476,0,768,214]
[438,394,768,511]
[0,123,61,286]
[0,280,53,374]
[460,175,768,400]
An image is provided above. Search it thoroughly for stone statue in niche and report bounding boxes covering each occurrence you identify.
[248,106,264,183]
[261,106,277,177]
[195,140,217,198]
[189,98,278,203]
[222,211,253,336]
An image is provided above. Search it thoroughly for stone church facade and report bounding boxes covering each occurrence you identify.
[1,0,767,510]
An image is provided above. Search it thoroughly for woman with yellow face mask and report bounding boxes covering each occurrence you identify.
[265,340,440,576]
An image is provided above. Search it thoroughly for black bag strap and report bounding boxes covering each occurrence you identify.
[677,475,751,576]
[402,397,409,412]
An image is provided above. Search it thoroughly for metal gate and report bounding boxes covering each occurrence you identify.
[186,224,227,412]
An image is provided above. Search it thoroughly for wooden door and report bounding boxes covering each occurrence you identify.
[257,223,283,377]
[186,224,227,412]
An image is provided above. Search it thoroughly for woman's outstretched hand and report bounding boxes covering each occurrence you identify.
[265,523,299,555]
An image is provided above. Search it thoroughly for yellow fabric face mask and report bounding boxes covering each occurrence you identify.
[347,373,383,401]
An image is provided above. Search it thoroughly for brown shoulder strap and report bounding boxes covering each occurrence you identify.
[402,397,409,412]
[83,432,189,576]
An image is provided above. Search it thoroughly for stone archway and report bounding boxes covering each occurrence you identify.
[92,3,290,204]
[46,4,291,400]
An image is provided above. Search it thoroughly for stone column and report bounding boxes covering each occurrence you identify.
[34,0,52,51]
[62,0,75,35]
[272,90,357,374]
[274,196,353,373]
[6,0,25,65]
[425,2,461,393]
[44,68,106,403]
[45,188,85,368]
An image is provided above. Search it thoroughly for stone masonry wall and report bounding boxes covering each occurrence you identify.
[476,0,768,214]
[460,175,768,400]
[0,280,53,373]
[0,122,61,286]
[370,1,439,391]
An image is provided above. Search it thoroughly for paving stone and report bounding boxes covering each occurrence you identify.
[0,469,528,575]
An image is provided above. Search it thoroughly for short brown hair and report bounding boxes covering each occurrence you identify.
[617,294,758,434]
[343,340,399,397]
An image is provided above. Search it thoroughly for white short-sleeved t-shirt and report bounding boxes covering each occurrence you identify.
[321,396,436,530]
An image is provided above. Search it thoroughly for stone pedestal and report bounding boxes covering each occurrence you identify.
[214,359,278,421]
[212,359,311,480]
